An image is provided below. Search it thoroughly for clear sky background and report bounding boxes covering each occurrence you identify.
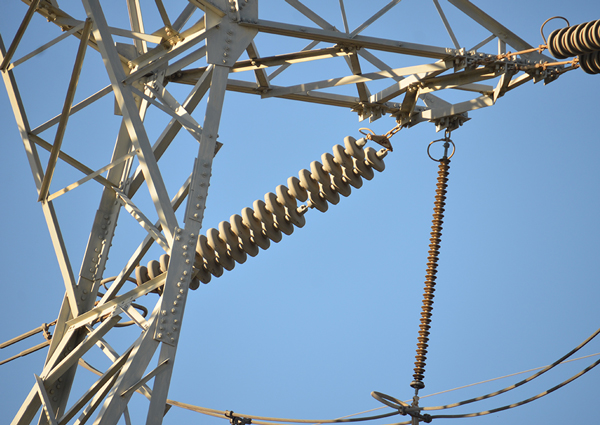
[1,1,599,425]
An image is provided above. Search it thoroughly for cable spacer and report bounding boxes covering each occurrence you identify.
[225,411,252,425]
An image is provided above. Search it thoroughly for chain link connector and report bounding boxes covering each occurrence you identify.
[359,128,393,151]
[359,124,403,151]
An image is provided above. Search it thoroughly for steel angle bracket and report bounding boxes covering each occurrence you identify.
[153,227,197,346]
[204,0,258,66]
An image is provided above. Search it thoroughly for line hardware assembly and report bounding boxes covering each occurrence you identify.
[4,122,600,424]
[4,1,600,424]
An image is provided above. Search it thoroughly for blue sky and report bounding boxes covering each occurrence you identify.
[1,1,599,425]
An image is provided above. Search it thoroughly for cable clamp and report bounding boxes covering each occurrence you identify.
[225,411,252,425]
[371,391,430,421]
[41,322,54,341]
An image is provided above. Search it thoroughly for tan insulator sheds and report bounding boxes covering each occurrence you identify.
[134,136,389,288]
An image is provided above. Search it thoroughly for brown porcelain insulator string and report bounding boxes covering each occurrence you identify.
[411,136,454,391]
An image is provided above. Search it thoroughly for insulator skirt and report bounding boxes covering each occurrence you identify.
[548,19,600,59]
[134,137,389,288]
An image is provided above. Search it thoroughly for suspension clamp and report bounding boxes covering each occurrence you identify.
[371,391,432,423]
[225,411,252,425]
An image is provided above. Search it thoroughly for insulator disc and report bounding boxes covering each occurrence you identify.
[286,206,306,228]
[219,221,247,264]
[195,261,212,284]
[287,176,308,202]
[206,256,224,277]
[365,147,386,172]
[276,185,297,211]
[265,192,294,235]
[193,252,204,271]
[218,221,239,250]
[299,168,320,195]
[332,144,354,169]
[207,228,228,256]
[241,207,271,249]
[310,161,339,204]
[147,260,162,280]
[577,21,596,52]
[254,199,282,242]
[548,19,600,59]
[197,234,216,263]
[135,265,149,286]
[344,136,365,161]
[309,161,329,186]
[277,216,295,235]
[230,214,259,257]
[331,174,351,197]
[216,251,236,271]
[308,191,328,212]
[580,51,600,74]
[343,166,363,188]
[353,157,374,180]
[159,254,169,273]
[265,192,286,220]
[320,181,340,204]
[321,152,343,178]
[189,277,200,290]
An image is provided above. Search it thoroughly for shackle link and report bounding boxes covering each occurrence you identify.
[411,132,453,391]
[134,136,390,288]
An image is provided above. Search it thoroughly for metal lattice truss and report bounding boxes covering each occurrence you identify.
[0,1,574,424]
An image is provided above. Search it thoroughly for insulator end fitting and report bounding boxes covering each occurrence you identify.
[410,380,425,390]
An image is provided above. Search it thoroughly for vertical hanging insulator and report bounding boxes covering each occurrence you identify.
[411,137,454,391]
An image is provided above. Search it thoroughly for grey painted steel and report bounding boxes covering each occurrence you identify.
[0,0,576,424]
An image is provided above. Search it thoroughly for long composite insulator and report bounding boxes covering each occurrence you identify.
[411,157,450,390]
[134,136,389,287]
[547,19,600,59]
